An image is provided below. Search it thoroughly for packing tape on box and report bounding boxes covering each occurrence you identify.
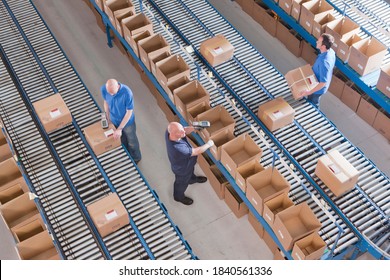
[328,152,357,178]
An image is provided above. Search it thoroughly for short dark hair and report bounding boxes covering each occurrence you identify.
[321,33,334,50]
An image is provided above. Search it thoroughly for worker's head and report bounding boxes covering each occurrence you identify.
[105,79,120,95]
[317,33,334,52]
[168,122,186,141]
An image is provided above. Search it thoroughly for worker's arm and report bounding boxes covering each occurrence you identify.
[191,140,214,156]
[300,82,326,97]
[113,109,133,140]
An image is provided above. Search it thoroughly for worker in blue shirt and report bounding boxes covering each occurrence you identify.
[300,33,336,108]
[165,122,214,205]
[101,79,141,164]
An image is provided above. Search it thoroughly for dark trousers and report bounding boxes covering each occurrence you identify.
[307,94,321,108]
[173,172,197,200]
[121,121,141,162]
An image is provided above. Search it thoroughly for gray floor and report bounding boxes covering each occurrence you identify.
[0,0,388,260]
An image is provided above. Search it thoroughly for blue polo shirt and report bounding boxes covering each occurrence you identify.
[165,131,197,176]
[312,48,336,95]
[101,83,135,128]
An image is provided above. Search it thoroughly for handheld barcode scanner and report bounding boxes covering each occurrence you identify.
[192,121,210,130]
[101,113,108,129]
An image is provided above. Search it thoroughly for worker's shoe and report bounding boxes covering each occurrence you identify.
[174,196,193,205]
[189,176,207,184]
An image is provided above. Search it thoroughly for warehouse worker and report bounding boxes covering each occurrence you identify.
[101,79,141,164]
[299,33,336,108]
[165,122,214,205]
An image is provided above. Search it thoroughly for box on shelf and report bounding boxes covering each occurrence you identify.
[262,9,278,37]
[0,132,12,163]
[127,30,153,57]
[94,0,104,11]
[196,105,236,142]
[301,41,317,64]
[122,13,153,48]
[257,97,295,132]
[0,183,24,206]
[238,0,254,17]
[299,0,333,34]
[200,35,234,67]
[16,230,59,260]
[138,34,170,71]
[208,129,235,161]
[376,64,390,98]
[263,192,294,226]
[252,1,268,26]
[246,167,290,215]
[312,12,335,39]
[220,133,263,178]
[325,17,360,52]
[315,150,359,197]
[84,122,122,156]
[373,110,390,141]
[187,100,211,125]
[285,64,318,100]
[165,75,192,105]
[235,160,264,193]
[33,94,72,133]
[104,0,134,27]
[0,158,28,193]
[208,165,228,200]
[328,70,347,99]
[274,248,288,260]
[336,33,362,62]
[87,192,130,238]
[273,202,322,251]
[291,0,311,21]
[292,232,327,260]
[11,213,46,243]
[155,54,191,89]
[113,7,135,36]
[224,183,248,219]
[356,96,379,126]
[248,211,264,239]
[263,228,279,253]
[150,50,171,77]
[276,21,303,57]
[340,82,361,112]
[279,0,294,15]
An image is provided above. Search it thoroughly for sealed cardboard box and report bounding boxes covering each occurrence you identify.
[150,50,171,77]
[208,129,235,161]
[301,41,317,64]
[312,12,335,39]
[220,133,262,178]
[373,110,390,140]
[341,82,361,112]
[0,158,28,193]
[292,232,326,260]
[165,75,192,105]
[262,9,278,37]
[315,150,359,196]
[356,96,378,126]
[299,0,333,34]
[104,0,134,27]
[17,230,58,260]
[0,132,12,162]
[253,1,267,26]
[84,122,121,156]
[138,34,170,71]
[0,183,24,206]
[257,97,295,132]
[87,192,129,238]
[235,160,264,193]
[376,64,390,98]
[33,94,72,133]
[114,7,135,37]
[127,30,153,57]
[196,105,236,142]
[208,165,228,200]
[291,0,311,21]
[11,213,46,243]
[337,33,362,62]
[200,35,234,66]
[325,17,360,52]
[156,54,191,88]
[187,100,211,125]
[273,202,322,251]
[328,70,346,99]
[246,167,290,215]
[224,184,248,219]
[276,21,303,57]
[263,193,294,226]
[263,228,278,253]
[248,211,264,238]
[122,13,153,48]
[285,64,319,100]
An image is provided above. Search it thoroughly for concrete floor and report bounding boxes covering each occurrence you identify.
[0,0,389,260]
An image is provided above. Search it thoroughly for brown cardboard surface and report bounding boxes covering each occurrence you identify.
[299,0,333,34]
[301,41,317,64]
[0,137,12,163]
[165,75,191,105]
[292,232,326,260]
[285,64,318,99]
[0,183,24,206]
[376,64,390,98]
[262,9,278,37]
[150,50,171,77]
[122,13,153,50]
[356,97,378,126]
[248,211,264,239]
[127,30,152,57]
[156,55,191,88]
[257,97,295,132]
[325,17,360,52]
[253,1,267,26]
[209,165,228,200]
[337,33,362,62]
[312,13,335,39]
[138,34,170,71]
[240,0,254,17]
[0,158,28,193]
[33,94,72,133]
[113,7,135,36]
[208,129,235,161]
[279,0,294,14]
[263,229,278,253]
[328,71,346,99]
[17,230,57,260]
[341,83,361,112]
[95,0,104,10]
[104,0,134,27]
[200,35,234,66]
[11,213,46,243]
[84,122,121,156]
[235,160,264,193]
[187,101,211,125]
[263,193,294,226]
[277,21,303,57]
[291,0,311,21]
[373,110,390,140]
[224,184,248,219]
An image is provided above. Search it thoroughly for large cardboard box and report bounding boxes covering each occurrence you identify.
[11,213,46,243]
[337,33,362,62]
[312,12,335,39]
[200,35,234,67]
[262,9,278,37]
[285,64,319,100]
[248,211,264,238]
[187,100,211,125]
[235,160,264,193]
[150,50,171,77]
[0,183,24,206]
[291,0,311,21]
[208,129,235,161]
[84,122,121,156]
[263,193,294,226]
[348,37,388,76]
[0,158,28,193]
[127,30,153,57]
[17,230,58,260]
[87,193,129,238]
[33,94,72,133]
[138,34,170,71]
[224,184,248,219]
[373,110,390,140]
[292,232,327,260]
[257,97,295,132]
[209,165,228,200]
[173,80,210,119]
[328,70,346,99]
[315,150,359,196]
[196,105,236,142]
[341,82,361,112]
[155,55,191,89]
[0,132,12,163]
[114,7,135,37]
[276,21,303,57]
[301,41,317,64]
[122,13,153,49]
[273,202,322,251]
[263,228,278,253]
[325,17,360,52]
[356,96,378,126]
[279,0,294,15]
[239,0,254,17]
[253,1,267,26]
[299,0,333,34]
[104,0,134,28]
[376,64,390,98]
[246,167,290,215]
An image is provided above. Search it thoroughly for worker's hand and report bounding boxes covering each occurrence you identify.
[113,128,122,140]
[300,89,310,97]
[206,140,214,148]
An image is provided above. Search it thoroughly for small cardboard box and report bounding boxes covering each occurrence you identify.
[127,30,153,57]
[220,133,262,178]
[373,110,390,140]
[156,55,191,88]
[200,35,234,67]
[263,193,294,226]
[291,0,311,21]
[325,17,360,52]
[279,0,294,15]
[348,37,387,76]
[292,232,327,260]
[0,158,28,193]
[328,70,346,99]
[235,160,264,193]
[273,202,322,251]
[356,96,378,126]
[208,165,228,200]
[113,7,135,37]
[246,167,290,215]
[196,105,236,142]
[312,12,335,39]
[122,13,153,48]
[248,211,264,238]
[224,184,248,219]
[0,183,24,206]
[11,213,46,243]
[104,0,134,27]
[376,64,390,98]
[187,100,211,125]
[84,122,121,156]
[285,64,319,100]
[173,80,210,119]
[341,82,361,112]
[87,193,129,238]
[299,0,333,34]
[138,34,170,71]
[257,97,295,132]
[315,150,359,196]
[208,129,235,161]
[150,50,171,77]
[17,230,58,260]
[33,94,72,133]
[337,33,362,62]
[0,132,12,163]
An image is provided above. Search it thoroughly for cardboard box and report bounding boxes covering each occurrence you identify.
[299,0,333,34]
[263,228,278,253]
[87,193,129,238]
[122,13,153,49]
[257,97,295,132]
[17,230,58,260]
[248,211,264,238]
[187,100,211,125]
[341,82,361,112]
[127,30,153,57]
[196,105,236,142]
[92,2,106,32]
[239,0,254,17]
[11,213,46,243]
[220,133,262,178]
[173,80,210,119]
[328,70,346,99]
[356,96,378,126]
[114,7,135,37]
[0,183,24,206]
[376,64,390,98]
[0,132,12,163]
[274,248,288,260]
[208,165,228,200]
[94,0,104,11]
[165,75,192,105]
[150,50,171,77]
[224,184,248,218]
[263,193,294,226]
[273,202,322,251]
[0,192,38,229]
[373,110,390,140]
[337,33,362,62]
[312,12,335,39]
[325,17,360,52]
[0,158,28,193]
[235,160,264,193]
[200,35,234,67]
[156,54,191,89]
[292,232,326,260]
[276,21,303,57]
[138,34,170,71]
[279,0,294,15]
[253,1,267,26]
[33,94,72,133]
[246,167,290,215]
[262,9,278,37]
[301,41,317,64]
[348,37,388,77]
[104,0,134,28]
[208,129,235,161]
[84,122,122,156]
[285,64,319,100]
[291,0,311,21]
[315,150,359,196]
